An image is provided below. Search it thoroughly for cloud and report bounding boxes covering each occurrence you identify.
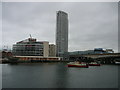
[2,2,118,52]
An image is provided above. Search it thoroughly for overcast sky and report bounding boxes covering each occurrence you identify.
[1,2,118,52]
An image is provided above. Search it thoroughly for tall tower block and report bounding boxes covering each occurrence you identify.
[56,11,68,57]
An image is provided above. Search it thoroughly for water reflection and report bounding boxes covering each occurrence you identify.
[0,64,2,90]
[53,63,69,88]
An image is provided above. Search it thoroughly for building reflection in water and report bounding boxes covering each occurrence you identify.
[53,63,69,88]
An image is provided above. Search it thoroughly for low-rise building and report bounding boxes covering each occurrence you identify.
[12,38,49,57]
[94,48,105,54]
[105,49,114,53]
[2,51,13,58]
[69,50,95,55]
[69,48,114,56]
[49,44,56,57]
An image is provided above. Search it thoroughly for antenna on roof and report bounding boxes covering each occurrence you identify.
[30,34,32,38]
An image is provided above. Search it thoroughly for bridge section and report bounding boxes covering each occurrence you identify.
[69,53,120,64]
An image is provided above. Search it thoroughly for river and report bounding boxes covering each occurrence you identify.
[1,63,120,88]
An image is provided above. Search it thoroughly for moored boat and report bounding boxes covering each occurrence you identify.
[115,61,120,65]
[67,62,89,68]
[89,62,100,66]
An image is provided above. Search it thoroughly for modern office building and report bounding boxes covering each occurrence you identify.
[56,11,68,57]
[49,44,56,57]
[12,38,49,57]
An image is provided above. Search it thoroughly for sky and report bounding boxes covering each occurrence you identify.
[1,2,118,52]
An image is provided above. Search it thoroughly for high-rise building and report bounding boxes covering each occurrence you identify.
[56,11,68,57]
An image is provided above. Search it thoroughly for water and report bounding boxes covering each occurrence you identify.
[1,63,119,88]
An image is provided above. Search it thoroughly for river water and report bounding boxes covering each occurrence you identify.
[1,63,119,88]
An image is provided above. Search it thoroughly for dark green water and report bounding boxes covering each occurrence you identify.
[1,63,119,88]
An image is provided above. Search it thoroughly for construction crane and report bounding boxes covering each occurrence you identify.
[30,34,32,38]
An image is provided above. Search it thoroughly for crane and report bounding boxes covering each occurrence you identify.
[30,34,32,38]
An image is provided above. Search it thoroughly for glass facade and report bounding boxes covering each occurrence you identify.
[12,38,44,56]
[56,11,68,57]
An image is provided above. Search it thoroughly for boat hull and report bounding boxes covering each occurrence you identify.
[89,64,101,66]
[68,64,88,68]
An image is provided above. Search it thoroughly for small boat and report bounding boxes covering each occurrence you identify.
[115,61,120,65]
[89,62,100,66]
[67,62,89,68]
